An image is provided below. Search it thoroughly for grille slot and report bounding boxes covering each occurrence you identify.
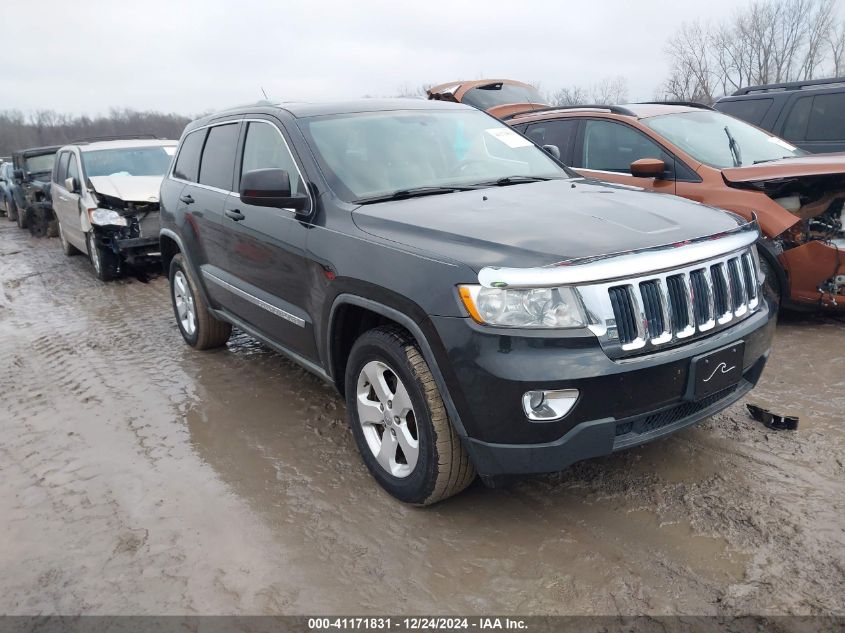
[741,253,757,300]
[666,275,689,332]
[639,280,665,338]
[727,258,745,310]
[609,286,637,344]
[711,263,729,317]
[689,270,711,326]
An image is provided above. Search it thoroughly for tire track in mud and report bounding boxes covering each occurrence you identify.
[1,222,843,616]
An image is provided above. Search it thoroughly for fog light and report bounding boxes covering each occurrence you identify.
[522,389,579,421]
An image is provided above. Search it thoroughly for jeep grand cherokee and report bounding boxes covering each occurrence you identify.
[159,99,776,504]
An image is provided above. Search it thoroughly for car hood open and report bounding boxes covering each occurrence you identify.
[89,176,163,203]
[722,153,845,183]
[352,179,745,271]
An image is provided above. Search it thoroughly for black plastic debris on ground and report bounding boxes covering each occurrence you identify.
[747,403,799,430]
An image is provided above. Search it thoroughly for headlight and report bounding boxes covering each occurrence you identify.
[89,208,127,227]
[458,285,586,328]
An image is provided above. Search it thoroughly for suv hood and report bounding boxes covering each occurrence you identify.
[722,153,845,183]
[89,176,163,203]
[352,179,744,271]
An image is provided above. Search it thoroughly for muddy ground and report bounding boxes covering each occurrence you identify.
[0,220,843,617]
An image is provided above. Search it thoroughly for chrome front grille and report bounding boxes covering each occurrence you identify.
[577,248,762,357]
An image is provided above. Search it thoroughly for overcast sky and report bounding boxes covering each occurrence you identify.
[3,0,747,116]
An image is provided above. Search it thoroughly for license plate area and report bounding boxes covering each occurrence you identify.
[688,342,745,401]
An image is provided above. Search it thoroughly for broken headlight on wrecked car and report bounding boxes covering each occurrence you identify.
[89,208,127,227]
[458,285,587,328]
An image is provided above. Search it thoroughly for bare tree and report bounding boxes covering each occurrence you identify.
[549,85,590,106]
[661,0,844,101]
[549,76,629,105]
[830,19,845,74]
[0,109,191,156]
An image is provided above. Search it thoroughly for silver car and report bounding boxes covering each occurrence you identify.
[51,138,177,280]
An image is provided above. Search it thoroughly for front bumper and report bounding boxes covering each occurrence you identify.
[430,297,776,476]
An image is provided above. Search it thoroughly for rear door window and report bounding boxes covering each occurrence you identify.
[173,129,206,183]
[198,123,239,191]
[806,93,845,141]
[716,98,773,126]
[580,120,671,173]
[782,96,813,141]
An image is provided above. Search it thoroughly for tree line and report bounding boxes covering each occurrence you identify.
[0,108,191,157]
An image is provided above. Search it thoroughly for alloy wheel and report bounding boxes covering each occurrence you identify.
[173,270,197,336]
[356,360,419,478]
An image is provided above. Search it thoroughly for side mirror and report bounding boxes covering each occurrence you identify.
[64,177,79,193]
[630,158,666,179]
[13,169,23,181]
[240,168,309,213]
[542,144,561,160]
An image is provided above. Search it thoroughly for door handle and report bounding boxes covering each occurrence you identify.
[180,194,195,205]
[225,208,245,221]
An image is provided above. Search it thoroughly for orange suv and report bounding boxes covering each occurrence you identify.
[506,103,845,310]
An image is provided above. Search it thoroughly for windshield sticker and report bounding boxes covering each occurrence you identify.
[768,136,797,151]
[164,147,177,156]
[485,128,533,148]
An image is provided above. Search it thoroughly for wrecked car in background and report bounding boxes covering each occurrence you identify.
[506,103,845,310]
[51,137,177,280]
[427,79,549,119]
[11,145,61,235]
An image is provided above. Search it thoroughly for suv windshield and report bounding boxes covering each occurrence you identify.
[643,110,806,168]
[299,109,568,203]
[81,145,176,178]
[25,154,56,174]
[461,83,545,110]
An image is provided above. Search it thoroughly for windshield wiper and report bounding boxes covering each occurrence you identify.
[753,155,800,165]
[470,175,555,187]
[724,126,742,167]
[354,186,471,205]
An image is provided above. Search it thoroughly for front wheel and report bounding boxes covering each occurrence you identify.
[87,231,120,281]
[345,326,476,505]
[168,253,231,349]
[16,204,27,229]
[7,199,18,222]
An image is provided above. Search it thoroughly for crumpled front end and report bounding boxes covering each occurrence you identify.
[727,172,845,308]
[88,189,162,266]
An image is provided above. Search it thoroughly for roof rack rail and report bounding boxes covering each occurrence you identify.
[69,134,162,144]
[732,76,845,95]
[502,104,637,121]
[637,100,715,110]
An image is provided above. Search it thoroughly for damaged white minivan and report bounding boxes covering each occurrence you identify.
[51,137,177,280]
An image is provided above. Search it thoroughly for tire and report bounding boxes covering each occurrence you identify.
[86,231,120,281]
[168,253,231,349]
[758,250,782,307]
[345,325,476,505]
[16,204,27,229]
[7,199,18,222]
[58,222,81,256]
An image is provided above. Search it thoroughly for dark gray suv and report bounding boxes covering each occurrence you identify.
[160,99,776,504]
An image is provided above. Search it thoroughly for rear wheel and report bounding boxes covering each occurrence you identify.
[87,231,120,281]
[168,253,231,349]
[345,326,476,505]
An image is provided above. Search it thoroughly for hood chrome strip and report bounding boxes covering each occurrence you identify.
[478,218,760,289]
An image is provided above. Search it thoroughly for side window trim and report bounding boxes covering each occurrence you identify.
[237,117,313,213]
